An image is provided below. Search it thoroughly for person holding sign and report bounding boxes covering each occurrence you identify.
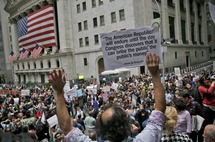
[48,53,166,142]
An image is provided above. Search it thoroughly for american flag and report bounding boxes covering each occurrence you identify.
[32,44,43,58]
[20,48,29,60]
[8,51,17,62]
[17,4,56,51]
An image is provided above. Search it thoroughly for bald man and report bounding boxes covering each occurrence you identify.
[49,53,167,142]
[203,124,215,142]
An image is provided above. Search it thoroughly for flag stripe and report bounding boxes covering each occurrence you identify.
[28,21,54,32]
[20,36,55,47]
[18,4,56,50]
[19,29,55,43]
[28,10,54,24]
[28,23,54,34]
[28,17,54,28]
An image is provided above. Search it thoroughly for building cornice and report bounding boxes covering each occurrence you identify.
[4,0,54,22]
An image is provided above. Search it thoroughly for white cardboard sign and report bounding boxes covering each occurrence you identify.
[101,26,162,70]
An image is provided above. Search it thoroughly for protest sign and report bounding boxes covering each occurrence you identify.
[21,90,30,96]
[47,115,58,128]
[101,26,162,70]
[86,86,97,95]
[174,67,181,76]
[21,117,35,126]
[63,81,70,93]
[103,92,109,102]
[102,86,110,92]
[65,88,77,100]
[77,89,83,97]
[14,98,19,104]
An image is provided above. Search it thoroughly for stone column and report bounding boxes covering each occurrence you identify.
[10,20,19,55]
[185,0,192,44]
[175,0,182,44]
[201,2,207,44]
[56,0,67,52]
[194,1,199,44]
[161,0,170,40]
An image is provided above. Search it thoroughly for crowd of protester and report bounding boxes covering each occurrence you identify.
[0,57,215,141]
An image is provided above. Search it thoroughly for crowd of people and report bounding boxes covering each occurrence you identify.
[0,53,214,142]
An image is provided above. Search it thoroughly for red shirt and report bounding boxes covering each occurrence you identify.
[198,85,215,106]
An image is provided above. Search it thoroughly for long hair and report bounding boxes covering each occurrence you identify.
[164,106,178,135]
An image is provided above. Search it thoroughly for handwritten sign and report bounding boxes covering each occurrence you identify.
[21,117,35,126]
[101,26,162,70]
[47,115,58,128]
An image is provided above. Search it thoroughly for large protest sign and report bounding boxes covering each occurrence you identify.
[21,90,30,96]
[101,26,162,70]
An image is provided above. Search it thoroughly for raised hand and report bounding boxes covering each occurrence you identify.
[146,53,160,76]
[48,70,66,94]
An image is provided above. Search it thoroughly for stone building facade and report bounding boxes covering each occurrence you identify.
[1,0,214,84]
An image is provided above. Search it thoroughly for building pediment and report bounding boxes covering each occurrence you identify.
[4,0,46,17]
[4,0,23,14]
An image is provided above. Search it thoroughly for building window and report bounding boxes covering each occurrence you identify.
[17,64,19,70]
[100,15,105,26]
[153,12,160,19]
[84,58,88,66]
[28,63,30,69]
[9,26,11,32]
[99,0,103,5]
[10,36,12,41]
[169,16,175,43]
[93,17,98,27]
[94,35,99,44]
[202,51,204,57]
[181,20,186,44]
[48,60,51,68]
[22,63,25,69]
[40,61,43,68]
[78,22,82,31]
[56,60,60,67]
[84,20,88,30]
[175,52,177,59]
[92,0,96,7]
[119,9,125,21]
[195,51,197,57]
[191,23,194,44]
[85,37,89,46]
[77,4,81,13]
[82,2,87,11]
[199,25,202,44]
[34,62,36,69]
[111,12,116,23]
[79,38,83,47]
